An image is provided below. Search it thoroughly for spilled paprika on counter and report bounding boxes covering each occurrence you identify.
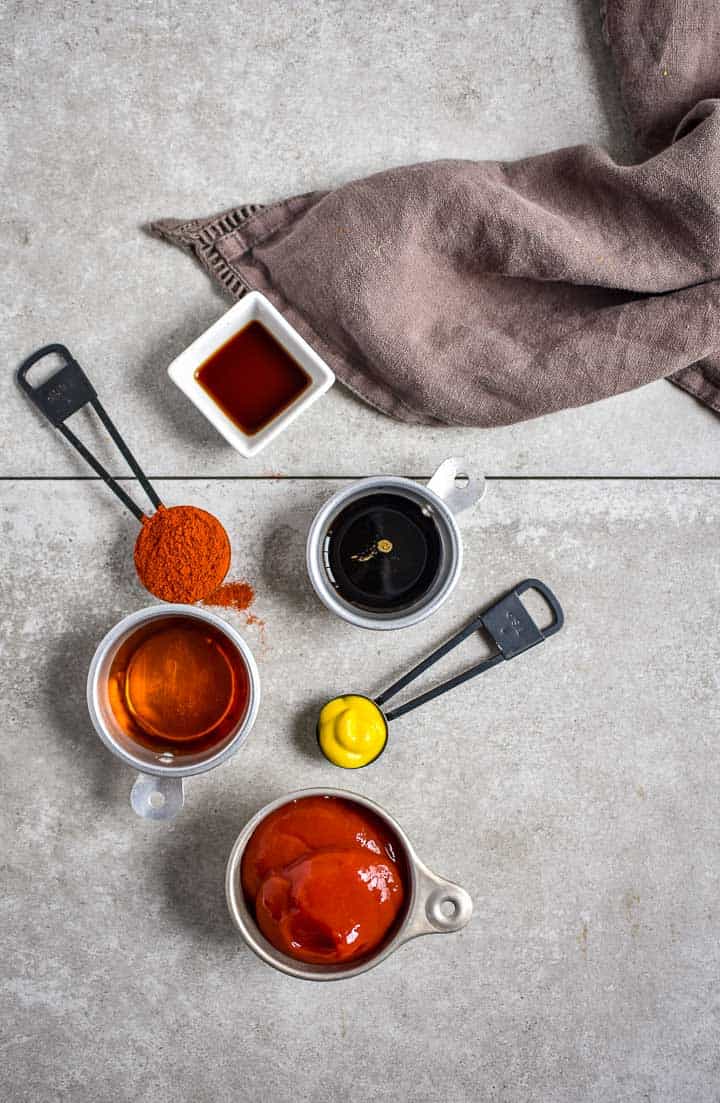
[241,795,407,965]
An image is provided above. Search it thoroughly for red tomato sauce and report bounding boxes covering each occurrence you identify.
[241,795,408,965]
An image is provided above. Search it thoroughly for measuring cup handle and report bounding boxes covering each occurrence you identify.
[130,774,185,821]
[403,860,473,940]
[426,457,485,516]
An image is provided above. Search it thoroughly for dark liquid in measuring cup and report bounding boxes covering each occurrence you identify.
[325,493,443,613]
[107,616,249,757]
[195,321,311,436]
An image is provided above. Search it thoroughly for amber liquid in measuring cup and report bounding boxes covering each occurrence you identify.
[194,321,311,436]
[107,616,249,757]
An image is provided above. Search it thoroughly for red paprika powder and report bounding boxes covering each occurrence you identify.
[204,580,255,612]
[133,504,230,604]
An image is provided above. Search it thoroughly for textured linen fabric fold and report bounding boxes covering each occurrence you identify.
[151,0,720,427]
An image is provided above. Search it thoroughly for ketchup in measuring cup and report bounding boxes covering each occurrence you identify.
[241,795,407,965]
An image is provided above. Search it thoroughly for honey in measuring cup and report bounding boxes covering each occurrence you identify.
[107,615,249,757]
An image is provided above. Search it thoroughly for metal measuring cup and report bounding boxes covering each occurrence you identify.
[306,458,485,630]
[226,787,473,981]
[87,605,260,820]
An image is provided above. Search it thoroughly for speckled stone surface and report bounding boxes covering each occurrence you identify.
[3,479,720,1102]
[3,0,720,479]
[3,2,720,1101]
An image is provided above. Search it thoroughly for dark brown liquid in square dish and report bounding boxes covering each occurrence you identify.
[195,321,311,436]
[325,493,444,612]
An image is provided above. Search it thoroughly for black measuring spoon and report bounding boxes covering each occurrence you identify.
[317,578,564,768]
[17,343,163,522]
[16,343,231,601]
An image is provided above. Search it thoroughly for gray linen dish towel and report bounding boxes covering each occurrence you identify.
[151,0,720,428]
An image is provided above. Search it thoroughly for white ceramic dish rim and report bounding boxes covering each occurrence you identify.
[167,291,335,457]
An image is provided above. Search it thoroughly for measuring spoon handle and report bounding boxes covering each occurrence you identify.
[376,611,487,708]
[384,652,505,721]
[17,344,162,522]
[379,579,564,722]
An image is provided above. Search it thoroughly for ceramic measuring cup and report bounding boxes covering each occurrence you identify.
[226,787,473,981]
[87,605,260,820]
[306,457,485,630]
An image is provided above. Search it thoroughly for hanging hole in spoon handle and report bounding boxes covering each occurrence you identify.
[16,343,162,523]
[426,457,485,516]
[403,861,473,940]
[130,774,185,821]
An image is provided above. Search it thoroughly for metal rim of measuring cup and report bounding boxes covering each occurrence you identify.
[225,787,473,981]
[306,475,463,631]
[86,603,261,780]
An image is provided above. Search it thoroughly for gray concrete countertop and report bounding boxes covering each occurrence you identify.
[3,3,719,1102]
[3,0,719,478]
[3,479,720,1102]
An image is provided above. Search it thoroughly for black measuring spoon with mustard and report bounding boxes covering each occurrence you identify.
[317,579,564,768]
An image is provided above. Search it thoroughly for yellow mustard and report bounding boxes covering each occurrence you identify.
[317,695,388,768]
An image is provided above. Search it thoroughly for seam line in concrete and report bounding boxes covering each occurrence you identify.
[1,476,719,483]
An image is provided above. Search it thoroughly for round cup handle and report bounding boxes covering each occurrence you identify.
[423,883,474,932]
[405,861,474,940]
[426,457,485,517]
[130,773,185,821]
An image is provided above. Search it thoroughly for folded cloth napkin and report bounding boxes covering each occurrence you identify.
[151,0,720,427]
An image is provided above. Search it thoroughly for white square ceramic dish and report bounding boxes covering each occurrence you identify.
[167,291,335,457]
